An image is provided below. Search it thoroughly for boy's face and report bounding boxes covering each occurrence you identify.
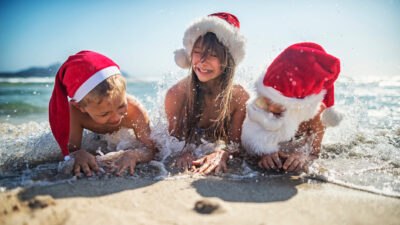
[80,93,128,126]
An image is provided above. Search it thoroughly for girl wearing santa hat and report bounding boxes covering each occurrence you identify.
[49,51,157,177]
[165,12,249,175]
[241,42,342,172]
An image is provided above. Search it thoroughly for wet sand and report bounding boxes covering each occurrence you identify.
[1,174,399,225]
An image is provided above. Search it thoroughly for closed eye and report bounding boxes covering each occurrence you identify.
[98,112,109,117]
[193,48,202,54]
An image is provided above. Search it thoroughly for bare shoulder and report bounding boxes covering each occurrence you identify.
[314,104,326,120]
[69,101,86,125]
[298,104,326,132]
[126,94,142,107]
[166,77,188,101]
[165,77,189,107]
[232,84,250,107]
[119,94,149,128]
[125,94,146,116]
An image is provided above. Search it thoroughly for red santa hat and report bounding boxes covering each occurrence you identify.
[255,42,342,126]
[174,12,246,68]
[49,51,121,159]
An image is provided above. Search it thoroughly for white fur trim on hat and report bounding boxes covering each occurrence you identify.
[72,66,120,102]
[174,15,246,69]
[255,75,325,123]
[321,106,343,127]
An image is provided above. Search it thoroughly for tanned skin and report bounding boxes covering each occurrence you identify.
[69,93,156,177]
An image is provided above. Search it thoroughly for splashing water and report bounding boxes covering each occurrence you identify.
[0,70,399,197]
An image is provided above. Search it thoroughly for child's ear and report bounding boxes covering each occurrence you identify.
[71,101,87,113]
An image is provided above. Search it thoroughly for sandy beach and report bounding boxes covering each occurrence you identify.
[1,174,399,225]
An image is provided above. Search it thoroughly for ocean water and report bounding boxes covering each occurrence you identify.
[0,71,399,198]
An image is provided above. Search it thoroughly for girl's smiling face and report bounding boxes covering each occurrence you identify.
[191,39,223,83]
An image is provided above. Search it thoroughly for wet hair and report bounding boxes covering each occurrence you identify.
[183,32,236,144]
[79,74,126,107]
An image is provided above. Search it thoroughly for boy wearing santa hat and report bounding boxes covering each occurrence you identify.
[241,42,342,172]
[49,51,157,177]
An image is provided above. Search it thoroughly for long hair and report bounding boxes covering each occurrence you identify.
[183,32,236,144]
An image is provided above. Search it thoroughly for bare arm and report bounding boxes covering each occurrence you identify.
[307,105,326,157]
[166,80,200,172]
[68,102,99,177]
[128,97,155,149]
[68,102,84,151]
[164,80,187,140]
[229,85,250,144]
[125,96,157,163]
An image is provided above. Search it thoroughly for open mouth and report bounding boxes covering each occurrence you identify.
[196,67,212,75]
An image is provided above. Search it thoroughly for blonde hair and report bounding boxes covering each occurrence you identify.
[183,32,236,144]
[79,74,126,107]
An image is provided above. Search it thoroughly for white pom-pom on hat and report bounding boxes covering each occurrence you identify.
[174,48,191,69]
[321,106,343,127]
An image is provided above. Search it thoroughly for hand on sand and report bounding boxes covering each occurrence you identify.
[279,151,310,172]
[192,149,229,175]
[258,152,283,170]
[173,151,197,172]
[114,149,139,176]
[71,150,99,177]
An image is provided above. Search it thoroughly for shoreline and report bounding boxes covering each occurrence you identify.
[1,175,399,225]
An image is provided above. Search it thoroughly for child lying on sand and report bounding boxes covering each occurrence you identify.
[49,51,157,177]
[165,12,249,175]
[241,42,342,172]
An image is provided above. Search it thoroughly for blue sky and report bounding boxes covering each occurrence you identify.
[0,0,399,77]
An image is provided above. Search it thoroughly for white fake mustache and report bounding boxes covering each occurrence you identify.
[246,103,284,131]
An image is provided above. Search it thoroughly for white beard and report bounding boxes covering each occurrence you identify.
[241,102,319,156]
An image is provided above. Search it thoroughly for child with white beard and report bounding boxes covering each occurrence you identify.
[241,42,342,172]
